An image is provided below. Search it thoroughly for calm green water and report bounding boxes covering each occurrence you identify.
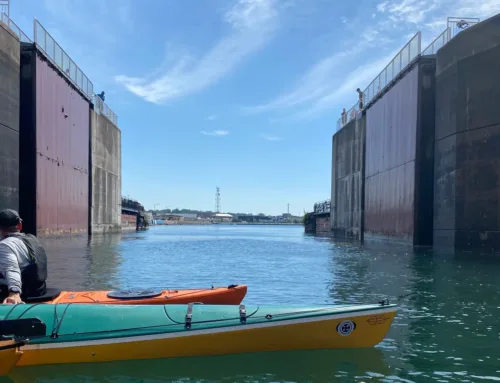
[2,225,500,382]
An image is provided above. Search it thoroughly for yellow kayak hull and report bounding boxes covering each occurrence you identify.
[0,340,23,376]
[14,305,397,368]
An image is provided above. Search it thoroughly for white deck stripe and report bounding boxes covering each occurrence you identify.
[22,307,397,350]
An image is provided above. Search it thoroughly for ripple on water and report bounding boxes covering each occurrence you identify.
[23,226,500,383]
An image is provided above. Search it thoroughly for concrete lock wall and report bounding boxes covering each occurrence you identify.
[90,109,122,234]
[434,14,500,251]
[331,115,366,240]
[364,58,435,245]
[0,23,20,212]
[19,45,90,237]
[121,214,137,232]
[315,215,331,234]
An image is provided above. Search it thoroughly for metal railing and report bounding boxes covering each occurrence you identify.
[92,93,118,125]
[333,17,482,135]
[0,1,9,17]
[448,17,480,39]
[314,200,331,215]
[33,19,93,100]
[422,28,450,56]
[0,12,31,43]
[336,32,421,132]
[422,17,480,56]
[365,32,421,106]
[337,103,360,132]
[122,197,145,212]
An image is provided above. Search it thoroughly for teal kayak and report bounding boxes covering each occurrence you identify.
[0,301,397,371]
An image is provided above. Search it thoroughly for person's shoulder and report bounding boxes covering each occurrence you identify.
[0,236,22,246]
[0,236,27,252]
[0,237,18,253]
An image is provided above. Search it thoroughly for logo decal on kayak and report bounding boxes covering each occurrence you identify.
[337,320,356,336]
[367,315,389,325]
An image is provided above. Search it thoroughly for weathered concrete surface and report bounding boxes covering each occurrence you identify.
[315,214,331,234]
[331,114,365,240]
[0,23,19,211]
[90,109,122,234]
[434,15,500,251]
[304,213,316,233]
[364,58,436,246]
[121,214,136,232]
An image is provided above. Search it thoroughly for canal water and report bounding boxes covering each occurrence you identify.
[2,225,500,382]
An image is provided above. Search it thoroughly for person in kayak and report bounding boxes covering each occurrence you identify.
[0,209,48,304]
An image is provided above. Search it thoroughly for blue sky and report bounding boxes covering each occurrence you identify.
[9,0,499,215]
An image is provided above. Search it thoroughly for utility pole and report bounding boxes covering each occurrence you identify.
[152,203,160,225]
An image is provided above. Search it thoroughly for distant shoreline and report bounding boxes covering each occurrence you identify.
[151,221,302,226]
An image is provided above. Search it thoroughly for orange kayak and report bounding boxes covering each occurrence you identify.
[23,284,247,305]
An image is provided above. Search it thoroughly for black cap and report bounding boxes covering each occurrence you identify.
[0,209,22,228]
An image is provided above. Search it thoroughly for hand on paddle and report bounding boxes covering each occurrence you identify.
[3,292,24,304]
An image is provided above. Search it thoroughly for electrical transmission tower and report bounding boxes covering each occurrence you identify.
[215,187,221,213]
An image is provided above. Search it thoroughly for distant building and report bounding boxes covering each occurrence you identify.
[214,213,233,222]
[180,213,198,220]
[153,212,198,220]
[236,214,271,223]
[164,214,184,221]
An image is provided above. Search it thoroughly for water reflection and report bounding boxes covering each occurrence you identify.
[5,348,389,383]
[3,225,500,382]
[41,233,123,290]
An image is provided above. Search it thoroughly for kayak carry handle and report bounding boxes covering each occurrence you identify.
[185,303,194,330]
[0,318,46,338]
[239,304,246,324]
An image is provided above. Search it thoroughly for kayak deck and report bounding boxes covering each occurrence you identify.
[23,284,247,305]
[0,302,398,369]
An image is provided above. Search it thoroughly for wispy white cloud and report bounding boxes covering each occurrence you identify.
[290,52,397,120]
[454,0,500,17]
[261,134,283,141]
[201,130,230,136]
[376,0,500,50]
[241,25,394,118]
[116,0,279,104]
[242,0,500,122]
[206,115,217,121]
[376,0,437,24]
[377,0,500,28]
